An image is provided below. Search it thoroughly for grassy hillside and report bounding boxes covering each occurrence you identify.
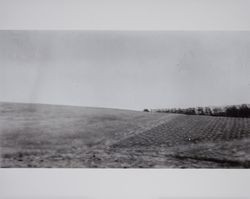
[0,102,176,167]
[0,102,250,168]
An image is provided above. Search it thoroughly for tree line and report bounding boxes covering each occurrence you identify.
[144,104,250,118]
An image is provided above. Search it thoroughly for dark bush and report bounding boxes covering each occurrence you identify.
[185,108,196,115]
[238,104,250,117]
[225,106,239,117]
[197,107,204,115]
[212,107,225,116]
[204,107,212,115]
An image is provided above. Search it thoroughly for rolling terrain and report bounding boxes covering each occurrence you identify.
[0,102,250,168]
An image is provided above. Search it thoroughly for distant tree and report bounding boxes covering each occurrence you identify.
[238,104,250,118]
[170,108,177,113]
[143,109,150,112]
[176,108,184,114]
[225,106,239,117]
[163,109,168,113]
[154,104,250,118]
[185,108,196,115]
[204,107,212,115]
[196,107,204,115]
[165,109,170,113]
[212,107,224,116]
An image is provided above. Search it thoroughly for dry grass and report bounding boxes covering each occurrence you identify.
[0,102,250,168]
[0,102,176,167]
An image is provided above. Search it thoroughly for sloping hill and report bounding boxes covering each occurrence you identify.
[0,102,177,167]
[1,102,250,168]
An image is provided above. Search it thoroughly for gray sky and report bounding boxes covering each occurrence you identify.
[0,31,250,110]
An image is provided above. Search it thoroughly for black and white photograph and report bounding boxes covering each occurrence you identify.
[0,30,250,168]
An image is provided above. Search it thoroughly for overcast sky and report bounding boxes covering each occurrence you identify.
[0,31,249,110]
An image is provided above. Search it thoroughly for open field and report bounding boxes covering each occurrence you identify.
[0,102,250,168]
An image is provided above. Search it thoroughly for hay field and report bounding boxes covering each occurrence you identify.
[0,102,249,168]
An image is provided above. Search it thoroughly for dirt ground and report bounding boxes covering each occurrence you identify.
[0,102,250,168]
